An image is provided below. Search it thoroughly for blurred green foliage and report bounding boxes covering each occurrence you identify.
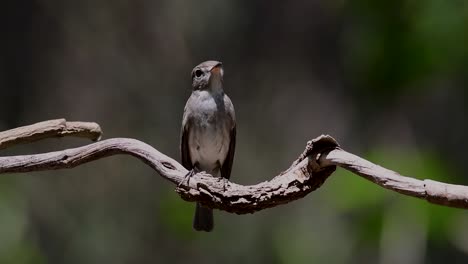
[0,0,468,263]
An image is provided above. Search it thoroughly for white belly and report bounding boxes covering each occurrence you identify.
[189,124,229,176]
[185,90,234,176]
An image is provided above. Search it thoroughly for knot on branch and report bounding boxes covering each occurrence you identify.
[4,119,468,213]
[175,135,339,214]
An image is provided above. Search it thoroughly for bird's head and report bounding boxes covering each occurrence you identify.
[191,60,224,92]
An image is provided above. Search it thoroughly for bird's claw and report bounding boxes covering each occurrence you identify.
[179,169,197,188]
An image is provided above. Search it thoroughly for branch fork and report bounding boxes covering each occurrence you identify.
[1,119,468,213]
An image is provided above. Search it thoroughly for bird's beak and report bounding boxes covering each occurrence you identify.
[210,64,223,76]
[208,63,224,90]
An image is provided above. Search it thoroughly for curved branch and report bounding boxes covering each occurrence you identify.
[0,136,337,214]
[0,138,186,183]
[1,119,468,212]
[319,149,468,209]
[0,119,102,150]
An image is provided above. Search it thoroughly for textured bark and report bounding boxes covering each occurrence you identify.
[319,150,468,209]
[1,119,468,213]
[0,119,102,149]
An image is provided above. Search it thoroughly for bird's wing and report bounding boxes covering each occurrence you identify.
[180,112,193,170]
[221,124,236,180]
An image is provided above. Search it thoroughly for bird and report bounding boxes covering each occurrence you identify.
[180,60,236,232]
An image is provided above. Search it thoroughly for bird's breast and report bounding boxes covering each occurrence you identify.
[188,96,231,174]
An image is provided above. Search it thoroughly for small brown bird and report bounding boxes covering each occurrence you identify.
[180,60,236,232]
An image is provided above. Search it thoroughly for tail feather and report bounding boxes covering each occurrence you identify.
[193,203,214,232]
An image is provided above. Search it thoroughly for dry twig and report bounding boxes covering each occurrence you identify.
[0,119,102,150]
[0,119,467,213]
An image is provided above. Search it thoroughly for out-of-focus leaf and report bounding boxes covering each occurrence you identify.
[158,190,195,239]
[367,147,459,241]
[0,178,46,263]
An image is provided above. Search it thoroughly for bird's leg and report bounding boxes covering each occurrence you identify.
[179,164,200,188]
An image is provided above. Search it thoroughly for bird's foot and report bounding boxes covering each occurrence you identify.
[179,169,197,188]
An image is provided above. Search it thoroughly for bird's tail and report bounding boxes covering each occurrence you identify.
[193,202,214,232]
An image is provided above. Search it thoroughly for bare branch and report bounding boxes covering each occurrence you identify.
[0,119,102,150]
[319,149,468,209]
[0,136,337,214]
[1,119,468,213]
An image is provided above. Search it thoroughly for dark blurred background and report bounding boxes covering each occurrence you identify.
[0,1,467,263]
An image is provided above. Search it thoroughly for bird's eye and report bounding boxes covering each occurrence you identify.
[195,69,203,78]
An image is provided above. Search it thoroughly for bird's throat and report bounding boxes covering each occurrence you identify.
[207,78,224,95]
